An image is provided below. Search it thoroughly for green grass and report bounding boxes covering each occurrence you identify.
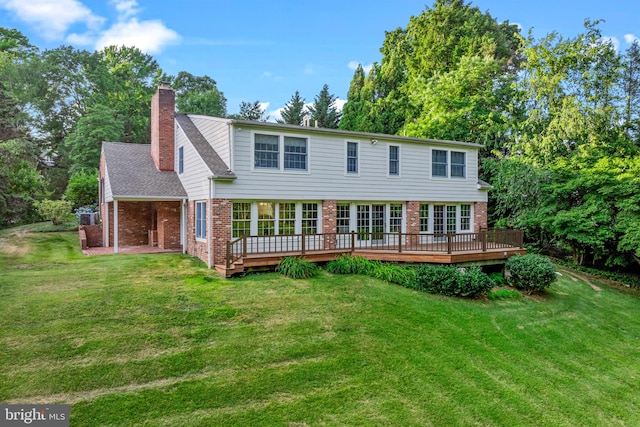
[2,226,640,426]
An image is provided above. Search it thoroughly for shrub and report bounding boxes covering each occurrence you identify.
[36,199,73,225]
[372,263,417,288]
[507,254,556,294]
[326,254,376,275]
[489,272,506,287]
[458,267,494,297]
[276,256,318,279]
[415,265,493,297]
[488,288,521,300]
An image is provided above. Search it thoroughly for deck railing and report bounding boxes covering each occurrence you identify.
[226,229,523,268]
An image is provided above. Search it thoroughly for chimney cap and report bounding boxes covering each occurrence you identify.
[159,81,172,90]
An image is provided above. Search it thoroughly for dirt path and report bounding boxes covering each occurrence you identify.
[560,268,601,291]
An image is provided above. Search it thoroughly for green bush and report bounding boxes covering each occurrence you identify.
[415,265,493,297]
[64,169,98,209]
[276,256,318,279]
[489,272,506,287]
[506,254,556,294]
[36,199,74,225]
[326,254,376,275]
[372,263,417,288]
[488,288,521,300]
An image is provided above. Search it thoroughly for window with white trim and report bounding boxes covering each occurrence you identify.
[284,137,307,170]
[389,204,402,232]
[447,206,457,234]
[419,204,429,232]
[279,202,296,235]
[232,202,251,238]
[254,134,279,169]
[336,204,350,233]
[460,204,471,231]
[389,145,399,176]
[178,146,184,174]
[195,201,206,240]
[451,151,466,178]
[432,150,448,177]
[346,141,358,174]
[302,203,318,234]
[257,202,275,235]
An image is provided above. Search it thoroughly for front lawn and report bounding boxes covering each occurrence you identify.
[1,227,639,426]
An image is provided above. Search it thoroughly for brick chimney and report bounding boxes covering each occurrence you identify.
[150,82,175,171]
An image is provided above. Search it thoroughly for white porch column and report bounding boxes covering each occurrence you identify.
[114,199,119,254]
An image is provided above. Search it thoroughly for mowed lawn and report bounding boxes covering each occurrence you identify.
[1,227,640,426]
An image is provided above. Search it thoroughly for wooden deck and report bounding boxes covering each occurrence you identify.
[217,230,525,277]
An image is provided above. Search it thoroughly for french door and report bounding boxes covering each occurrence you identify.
[357,204,385,243]
[434,205,457,240]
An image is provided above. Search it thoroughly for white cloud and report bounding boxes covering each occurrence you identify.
[111,0,140,21]
[95,18,180,54]
[0,0,103,40]
[625,34,639,44]
[348,61,373,74]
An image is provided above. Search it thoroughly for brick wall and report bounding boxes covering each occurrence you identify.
[154,201,181,249]
[474,202,488,233]
[80,225,103,248]
[150,86,175,172]
[321,200,337,250]
[405,201,421,234]
[211,198,232,265]
[186,200,209,265]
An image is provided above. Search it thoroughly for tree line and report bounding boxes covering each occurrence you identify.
[1,0,639,271]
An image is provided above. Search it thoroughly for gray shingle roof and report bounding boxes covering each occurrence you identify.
[477,179,492,190]
[103,142,187,199]
[175,114,236,180]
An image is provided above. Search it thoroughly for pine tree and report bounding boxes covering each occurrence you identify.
[339,64,367,131]
[306,84,341,129]
[229,100,268,121]
[277,91,306,125]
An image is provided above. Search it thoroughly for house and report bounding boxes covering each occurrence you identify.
[99,84,524,275]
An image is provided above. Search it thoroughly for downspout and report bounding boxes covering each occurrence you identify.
[181,198,187,254]
[207,177,214,268]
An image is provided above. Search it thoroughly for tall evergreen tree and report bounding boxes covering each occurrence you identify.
[229,100,268,121]
[277,91,306,125]
[306,84,341,129]
[339,64,367,131]
[622,41,640,144]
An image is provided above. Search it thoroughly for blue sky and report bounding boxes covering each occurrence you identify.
[1,0,639,120]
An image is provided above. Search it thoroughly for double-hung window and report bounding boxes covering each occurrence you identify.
[419,204,429,232]
[460,204,471,231]
[302,203,318,234]
[389,204,403,232]
[195,201,206,240]
[284,137,307,170]
[336,204,350,233]
[451,151,466,178]
[232,202,251,238]
[346,142,358,174]
[432,150,448,177]
[254,134,279,169]
[389,145,399,176]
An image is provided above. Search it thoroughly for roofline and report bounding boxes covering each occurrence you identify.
[108,196,186,202]
[225,119,482,149]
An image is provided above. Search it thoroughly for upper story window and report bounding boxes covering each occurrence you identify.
[254,133,309,171]
[389,145,399,176]
[254,134,280,169]
[178,146,184,174]
[284,137,307,170]
[432,150,448,177]
[346,141,358,174]
[432,149,467,178]
[451,151,466,178]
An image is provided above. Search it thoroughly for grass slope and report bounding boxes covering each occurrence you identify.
[1,227,640,426]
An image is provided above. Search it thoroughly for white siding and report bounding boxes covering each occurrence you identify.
[175,122,213,200]
[215,127,486,203]
[103,164,113,202]
[188,115,232,165]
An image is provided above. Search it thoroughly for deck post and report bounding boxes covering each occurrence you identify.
[481,230,487,252]
[301,232,306,255]
[242,235,247,257]
[398,230,402,253]
[226,241,231,269]
[447,233,452,254]
[350,231,355,253]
